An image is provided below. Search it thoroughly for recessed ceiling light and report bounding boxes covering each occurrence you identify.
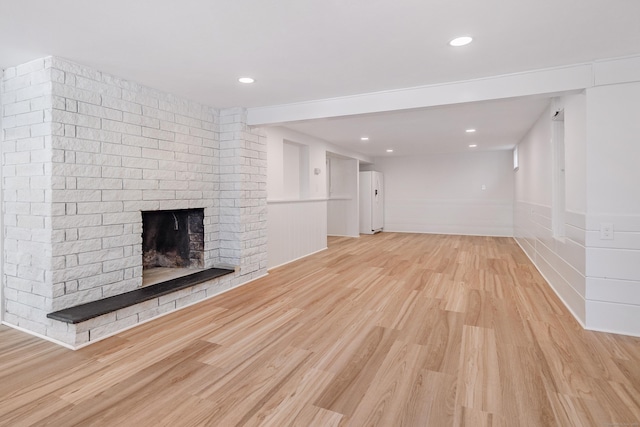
[466,129,476,133]
[386,149,394,153]
[360,137,369,141]
[450,36,473,47]
[238,77,255,84]
[469,144,478,148]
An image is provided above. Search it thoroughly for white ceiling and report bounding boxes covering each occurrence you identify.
[283,96,551,156]
[1,0,640,155]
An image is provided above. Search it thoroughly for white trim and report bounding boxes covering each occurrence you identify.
[585,299,640,338]
[513,238,587,329]
[267,198,328,204]
[584,325,640,339]
[1,322,77,351]
[267,247,328,271]
[593,54,640,86]
[382,229,514,238]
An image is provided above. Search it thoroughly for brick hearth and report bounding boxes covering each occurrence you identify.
[1,57,267,348]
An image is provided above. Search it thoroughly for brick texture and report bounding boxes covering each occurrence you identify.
[2,57,268,347]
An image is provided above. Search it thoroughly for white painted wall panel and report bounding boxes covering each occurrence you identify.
[555,238,586,275]
[586,214,640,233]
[282,141,302,199]
[583,83,640,335]
[565,211,586,229]
[514,98,588,326]
[586,83,640,214]
[585,230,640,250]
[514,108,552,207]
[266,129,284,200]
[266,127,339,201]
[563,93,587,213]
[587,277,640,306]
[267,200,327,269]
[586,300,640,337]
[266,127,367,267]
[536,238,586,295]
[384,199,513,236]
[374,151,514,236]
[515,199,587,326]
[327,157,358,237]
[586,248,640,282]
[535,252,586,324]
[565,224,586,247]
[515,236,536,261]
[328,199,358,237]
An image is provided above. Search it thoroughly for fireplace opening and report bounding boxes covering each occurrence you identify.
[142,209,205,286]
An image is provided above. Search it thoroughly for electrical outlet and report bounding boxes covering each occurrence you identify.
[600,223,614,240]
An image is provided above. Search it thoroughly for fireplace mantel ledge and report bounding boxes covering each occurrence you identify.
[47,267,235,324]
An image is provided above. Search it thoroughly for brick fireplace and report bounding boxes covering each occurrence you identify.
[1,57,267,348]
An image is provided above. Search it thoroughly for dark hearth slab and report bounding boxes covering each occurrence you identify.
[47,267,234,324]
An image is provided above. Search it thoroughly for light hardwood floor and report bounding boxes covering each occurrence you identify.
[1,233,639,426]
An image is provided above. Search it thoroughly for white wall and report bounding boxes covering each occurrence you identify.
[514,97,588,325]
[584,82,640,335]
[282,140,309,199]
[266,127,329,201]
[564,93,587,213]
[513,108,550,260]
[265,126,371,268]
[282,141,301,199]
[586,83,640,214]
[266,127,328,269]
[327,155,359,237]
[267,200,327,269]
[0,67,3,322]
[374,151,514,236]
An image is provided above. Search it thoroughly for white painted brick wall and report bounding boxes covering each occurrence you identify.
[2,57,268,348]
[1,58,54,335]
[44,58,222,318]
[218,108,268,276]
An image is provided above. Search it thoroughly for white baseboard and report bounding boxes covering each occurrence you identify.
[513,238,587,329]
[268,247,328,271]
[1,322,77,351]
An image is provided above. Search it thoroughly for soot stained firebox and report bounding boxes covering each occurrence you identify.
[142,209,204,270]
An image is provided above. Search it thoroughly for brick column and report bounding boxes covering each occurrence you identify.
[1,58,57,337]
[218,108,267,281]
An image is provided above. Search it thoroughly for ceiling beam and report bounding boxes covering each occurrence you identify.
[247,63,593,126]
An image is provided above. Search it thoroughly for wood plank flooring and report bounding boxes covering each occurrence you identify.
[1,233,639,426]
